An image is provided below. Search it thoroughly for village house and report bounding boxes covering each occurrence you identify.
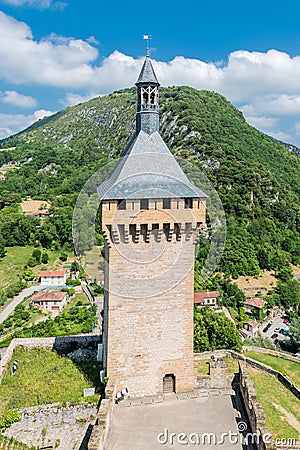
[21,199,50,218]
[244,297,267,321]
[31,290,67,313]
[194,291,219,309]
[242,319,260,339]
[39,270,66,287]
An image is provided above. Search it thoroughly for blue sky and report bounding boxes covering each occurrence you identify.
[1,0,300,146]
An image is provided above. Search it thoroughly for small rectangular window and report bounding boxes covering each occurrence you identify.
[184,198,193,209]
[117,200,126,210]
[163,198,171,209]
[140,199,149,210]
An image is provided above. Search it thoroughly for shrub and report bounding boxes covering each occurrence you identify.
[0,409,21,429]
[23,268,35,281]
[27,257,38,267]
[41,252,49,264]
[32,249,41,263]
[59,252,68,262]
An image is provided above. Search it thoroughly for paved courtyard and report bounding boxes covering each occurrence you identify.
[106,390,253,449]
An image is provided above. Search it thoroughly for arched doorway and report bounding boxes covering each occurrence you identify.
[163,374,176,393]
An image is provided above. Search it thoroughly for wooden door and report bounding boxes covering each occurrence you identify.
[163,374,175,393]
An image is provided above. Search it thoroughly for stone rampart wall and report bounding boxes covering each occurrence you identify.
[88,379,117,450]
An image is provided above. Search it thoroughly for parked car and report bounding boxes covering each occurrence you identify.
[283,318,291,325]
[269,320,274,325]
[279,328,290,336]
[271,333,278,339]
[263,324,271,333]
[274,327,280,333]
[294,353,300,359]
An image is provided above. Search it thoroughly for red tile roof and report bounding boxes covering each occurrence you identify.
[244,298,266,309]
[40,270,65,277]
[194,291,219,304]
[32,291,66,302]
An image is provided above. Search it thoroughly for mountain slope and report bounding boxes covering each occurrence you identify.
[0,86,299,278]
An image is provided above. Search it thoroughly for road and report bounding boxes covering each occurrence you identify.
[0,285,41,324]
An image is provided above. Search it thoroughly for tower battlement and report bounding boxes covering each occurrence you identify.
[101,198,206,246]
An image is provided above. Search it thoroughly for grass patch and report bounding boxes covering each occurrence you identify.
[0,347,100,415]
[224,356,239,374]
[0,246,33,292]
[197,360,210,374]
[245,351,300,388]
[0,434,36,449]
[0,246,73,305]
[197,356,239,375]
[248,368,300,440]
[63,293,90,314]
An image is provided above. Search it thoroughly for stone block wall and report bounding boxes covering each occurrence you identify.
[238,361,273,450]
[88,378,117,450]
[104,237,196,397]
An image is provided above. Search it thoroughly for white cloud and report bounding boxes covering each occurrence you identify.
[241,94,300,116]
[0,90,37,108]
[245,115,278,130]
[1,0,67,10]
[266,130,292,142]
[0,127,12,139]
[59,92,96,107]
[86,36,100,45]
[2,10,300,103]
[2,11,300,143]
[0,11,98,88]
[0,109,54,138]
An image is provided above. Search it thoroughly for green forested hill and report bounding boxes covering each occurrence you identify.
[0,86,299,280]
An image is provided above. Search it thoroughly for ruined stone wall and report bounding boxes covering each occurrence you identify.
[0,335,100,381]
[194,349,300,401]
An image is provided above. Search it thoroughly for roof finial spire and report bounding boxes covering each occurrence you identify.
[143,34,151,57]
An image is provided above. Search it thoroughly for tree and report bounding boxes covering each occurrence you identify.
[276,265,293,282]
[71,261,80,273]
[32,249,41,263]
[290,318,300,348]
[59,252,68,262]
[41,252,49,264]
[0,236,6,258]
[276,280,300,310]
[194,307,242,352]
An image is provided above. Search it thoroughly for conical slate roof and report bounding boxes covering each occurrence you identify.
[97,130,207,200]
[136,57,159,85]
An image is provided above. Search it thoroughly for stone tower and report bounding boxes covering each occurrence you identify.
[97,54,207,398]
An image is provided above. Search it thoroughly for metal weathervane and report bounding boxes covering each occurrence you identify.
[143,34,152,57]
